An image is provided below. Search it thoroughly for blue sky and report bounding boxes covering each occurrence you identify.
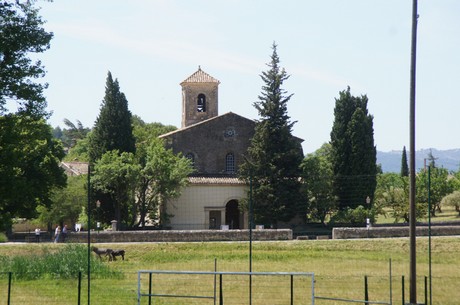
[36,0,459,153]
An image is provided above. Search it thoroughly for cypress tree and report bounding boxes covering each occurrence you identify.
[239,43,304,228]
[330,87,377,210]
[88,72,136,228]
[89,72,136,163]
[400,146,409,177]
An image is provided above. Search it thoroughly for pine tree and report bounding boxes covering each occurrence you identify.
[89,72,136,163]
[239,43,304,228]
[400,146,409,177]
[330,87,377,210]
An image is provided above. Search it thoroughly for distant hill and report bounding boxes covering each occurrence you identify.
[377,148,460,173]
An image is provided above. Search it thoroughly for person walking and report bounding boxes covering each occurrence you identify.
[54,225,61,243]
[61,225,68,242]
[35,228,41,243]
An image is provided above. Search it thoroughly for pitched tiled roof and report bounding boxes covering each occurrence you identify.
[159,112,254,138]
[181,66,220,84]
[60,161,89,176]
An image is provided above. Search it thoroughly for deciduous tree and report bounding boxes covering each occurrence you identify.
[138,138,193,227]
[37,175,87,229]
[416,166,453,217]
[0,1,53,117]
[0,115,66,231]
[300,143,335,225]
[91,150,140,230]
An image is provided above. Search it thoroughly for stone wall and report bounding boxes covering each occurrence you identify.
[333,226,460,239]
[66,229,292,243]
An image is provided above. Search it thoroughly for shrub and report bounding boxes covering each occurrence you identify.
[0,244,122,280]
[0,232,7,243]
[330,205,373,225]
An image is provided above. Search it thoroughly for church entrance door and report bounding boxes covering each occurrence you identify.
[225,200,240,229]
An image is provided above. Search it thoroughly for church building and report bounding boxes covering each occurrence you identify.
[159,67,303,230]
[159,67,256,230]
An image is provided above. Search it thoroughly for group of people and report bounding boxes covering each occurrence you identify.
[54,224,68,243]
[33,224,69,243]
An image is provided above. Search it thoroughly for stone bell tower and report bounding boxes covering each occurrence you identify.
[180,66,220,128]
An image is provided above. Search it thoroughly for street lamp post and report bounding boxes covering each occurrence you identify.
[366,196,371,228]
[87,164,91,305]
[96,200,101,233]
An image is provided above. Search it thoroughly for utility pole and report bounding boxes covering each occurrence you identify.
[409,0,418,304]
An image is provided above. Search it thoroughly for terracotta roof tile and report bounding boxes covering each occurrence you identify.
[60,161,89,175]
[181,66,220,84]
[188,176,245,185]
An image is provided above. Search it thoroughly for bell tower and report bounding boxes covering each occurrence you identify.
[180,66,220,128]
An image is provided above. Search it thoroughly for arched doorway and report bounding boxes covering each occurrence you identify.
[225,200,240,229]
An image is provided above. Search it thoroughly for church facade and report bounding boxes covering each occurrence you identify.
[159,67,256,230]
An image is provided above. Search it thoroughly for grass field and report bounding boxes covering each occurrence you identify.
[0,236,459,305]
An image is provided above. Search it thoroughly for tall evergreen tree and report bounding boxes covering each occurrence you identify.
[239,43,304,228]
[400,146,409,177]
[88,72,136,229]
[330,87,377,210]
[88,72,135,163]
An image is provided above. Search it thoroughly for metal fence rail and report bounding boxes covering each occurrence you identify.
[137,270,315,305]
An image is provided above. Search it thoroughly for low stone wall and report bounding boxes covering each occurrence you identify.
[333,226,460,239]
[66,229,293,243]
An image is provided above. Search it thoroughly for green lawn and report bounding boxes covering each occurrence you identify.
[0,237,459,304]
[376,205,460,224]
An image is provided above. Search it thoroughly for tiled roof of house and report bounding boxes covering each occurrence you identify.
[60,161,89,176]
[188,176,246,185]
[159,111,253,138]
[181,66,220,84]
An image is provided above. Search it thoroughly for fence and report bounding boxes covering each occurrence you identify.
[0,271,441,305]
[137,270,315,305]
[0,271,137,305]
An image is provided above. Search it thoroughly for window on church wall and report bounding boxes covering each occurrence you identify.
[197,94,206,112]
[226,153,235,173]
[185,153,195,168]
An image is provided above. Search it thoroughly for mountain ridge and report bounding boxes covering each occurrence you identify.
[377,148,460,173]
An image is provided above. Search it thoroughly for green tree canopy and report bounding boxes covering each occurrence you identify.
[91,150,140,229]
[138,138,193,227]
[416,166,453,217]
[300,143,335,224]
[61,119,90,150]
[88,71,135,163]
[132,117,181,227]
[239,43,304,228]
[441,191,460,216]
[0,1,53,117]
[88,72,136,228]
[374,173,411,222]
[37,175,87,229]
[400,146,409,177]
[0,115,67,231]
[330,87,377,210]
[0,1,65,232]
